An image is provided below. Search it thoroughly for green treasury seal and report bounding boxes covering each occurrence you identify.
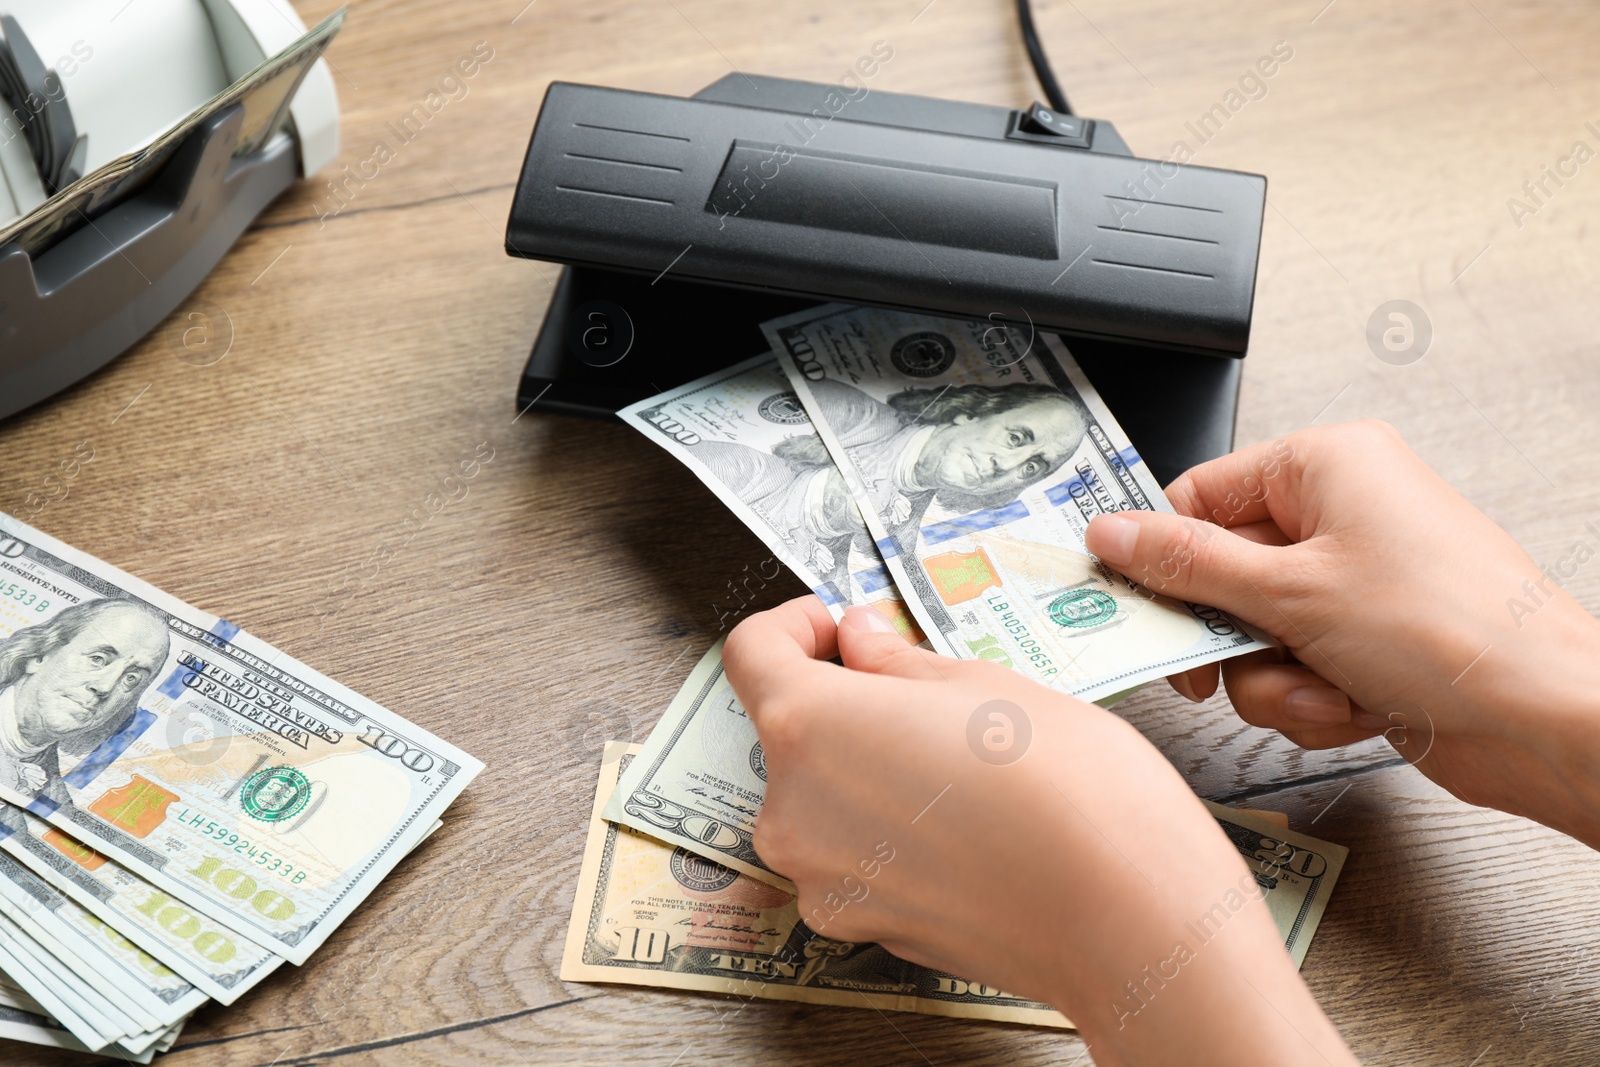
[1048,588,1117,629]
[240,766,313,822]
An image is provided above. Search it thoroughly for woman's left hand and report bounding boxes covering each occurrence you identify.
[723,596,1356,1067]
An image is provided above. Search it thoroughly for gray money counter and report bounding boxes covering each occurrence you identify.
[0,0,340,423]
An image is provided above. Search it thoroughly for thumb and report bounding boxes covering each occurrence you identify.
[1085,511,1282,618]
[837,606,953,681]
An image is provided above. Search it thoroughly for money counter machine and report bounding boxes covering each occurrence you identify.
[504,67,1269,487]
[0,0,339,422]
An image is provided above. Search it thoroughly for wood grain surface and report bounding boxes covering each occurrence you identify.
[3,0,1599,1062]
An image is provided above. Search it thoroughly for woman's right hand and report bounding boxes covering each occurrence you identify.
[1084,420,1600,848]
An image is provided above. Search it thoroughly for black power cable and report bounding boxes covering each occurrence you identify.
[1015,0,1071,115]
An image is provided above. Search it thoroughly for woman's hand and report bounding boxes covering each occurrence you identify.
[723,597,1356,1067]
[1085,419,1600,847]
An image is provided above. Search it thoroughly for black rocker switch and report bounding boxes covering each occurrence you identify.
[1008,101,1094,148]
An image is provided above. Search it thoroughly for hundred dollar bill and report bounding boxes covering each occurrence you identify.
[128,1019,187,1058]
[0,1000,162,1063]
[0,850,206,1030]
[0,958,180,1059]
[0,997,175,1063]
[0,899,194,1050]
[0,512,483,964]
[0,913,130,1049]
[0,803,282,1004]
[620,354,922,639]
[573,742,1071,1027]
[145,1016,189,1055]
[0,809,440,1008]
[0,970,42,1012]
[764,305,1272,702]
[113,1025,178,1059]
[0,929,149,1049]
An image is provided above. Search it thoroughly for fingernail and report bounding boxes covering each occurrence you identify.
[1283,686,1351,725]
[1086,514,1140,567]
[844,605,897,634]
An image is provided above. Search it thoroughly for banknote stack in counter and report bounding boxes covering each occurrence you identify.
[559,305,1349,1027]
[0,514,482,1061]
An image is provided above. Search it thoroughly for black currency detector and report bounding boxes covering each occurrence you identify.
[505,73,1266,485]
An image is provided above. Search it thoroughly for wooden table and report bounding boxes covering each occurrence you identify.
[6,0,1599,1062]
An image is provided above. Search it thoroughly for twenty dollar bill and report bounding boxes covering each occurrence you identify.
[602,639,781,889]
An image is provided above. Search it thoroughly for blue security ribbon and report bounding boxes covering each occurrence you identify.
[64,708,157,789]
[156,618,239,698]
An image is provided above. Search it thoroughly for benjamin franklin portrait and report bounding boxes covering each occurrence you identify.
[0,598,170,804]
[776,378,1087,550]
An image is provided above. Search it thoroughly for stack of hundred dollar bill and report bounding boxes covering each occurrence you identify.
[560,304,1348,1027]
[0,515,482,1060]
